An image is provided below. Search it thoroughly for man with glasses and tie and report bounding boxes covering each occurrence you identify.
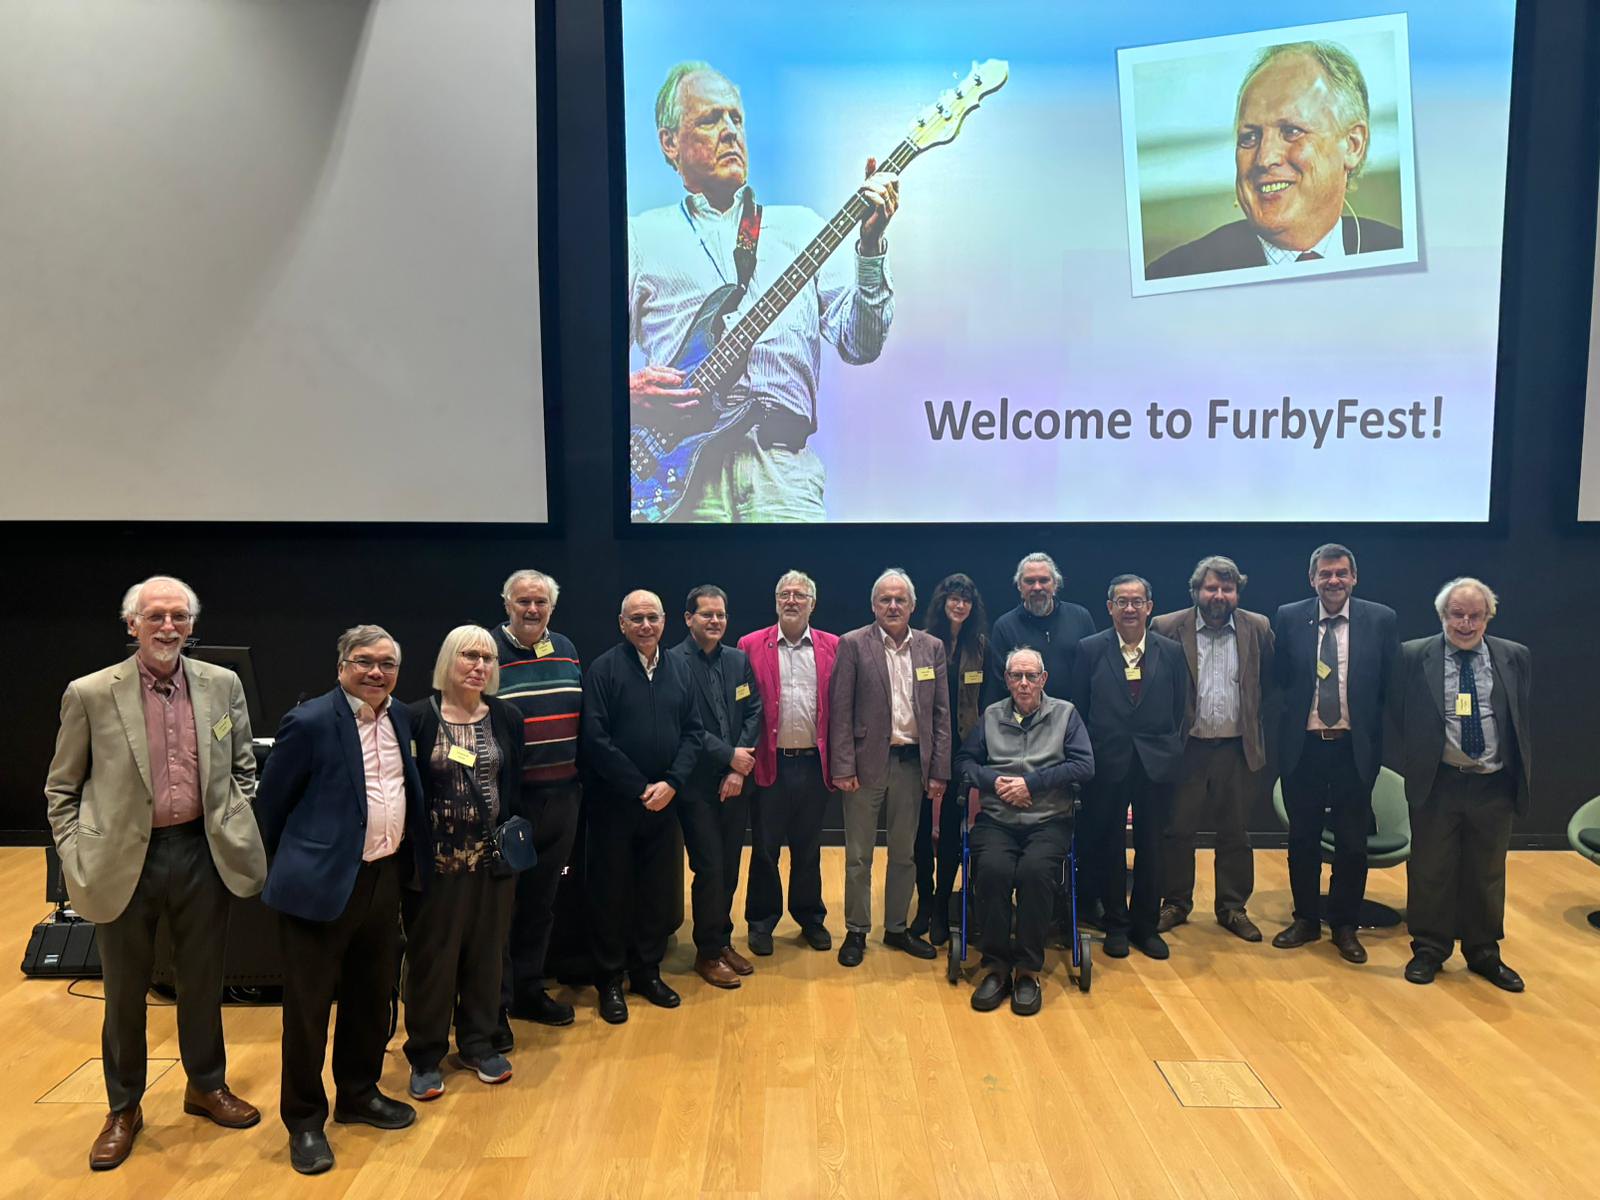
[44,576,268,1171]
[1271,543,1398,964]
[1390,578,1530,992]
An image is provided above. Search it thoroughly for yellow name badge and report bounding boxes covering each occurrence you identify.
[211,714,233,740]
[1124,667,1142,681]
[1456,692,1474,717]
[410,740,418,758]
[534,640,555,658]
[963,670,983,685]
[1316,659,1332,680]
[735,683,751,701]
[915,666,936,682]
[447,745,478,768]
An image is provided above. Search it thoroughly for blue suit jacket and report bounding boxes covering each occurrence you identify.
[255,686,431,921]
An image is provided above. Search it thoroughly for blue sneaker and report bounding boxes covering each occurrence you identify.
[456,1052,512,1085]
[408,1068,444,1101]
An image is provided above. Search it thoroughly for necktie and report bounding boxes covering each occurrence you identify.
[1297,251,1323,261]
[1317,617,1342,726]
[1457,650,1485,758]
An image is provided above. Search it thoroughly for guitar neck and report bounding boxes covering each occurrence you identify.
[692,138,918,393]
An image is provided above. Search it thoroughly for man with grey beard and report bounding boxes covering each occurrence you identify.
[981,552,1098,710]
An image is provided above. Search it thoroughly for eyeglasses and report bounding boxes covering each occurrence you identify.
[458,650,496,666]
[776,590,813,602]
[342,657,399,674]
[138,610,193,627]
[623,613,664,626]
[1006,671,1043,683]
[1110,598,1149,610]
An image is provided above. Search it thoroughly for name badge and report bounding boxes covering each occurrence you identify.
[534,640,555,658]
[211,714,233,740]
[915,666,936,682]
[1455,692,1474,717]
[447,744,478,768]
[1316,659,1332,680]
[735,683,751,701]
[963,670,983,685]
[1124,667,1142,681]
[410,740,418,758]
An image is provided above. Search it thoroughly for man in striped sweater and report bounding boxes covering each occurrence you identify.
[493,569,584,1033]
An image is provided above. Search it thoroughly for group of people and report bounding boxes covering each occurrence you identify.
[43,545,1533,1173]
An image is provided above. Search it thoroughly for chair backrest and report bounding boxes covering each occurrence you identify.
[1568,794,1600,865]
[1369,766,1411,841]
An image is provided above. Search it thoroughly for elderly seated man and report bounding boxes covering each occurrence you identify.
[952,647,1094,1015]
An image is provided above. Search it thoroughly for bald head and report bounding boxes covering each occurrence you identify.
[619,589,667,658]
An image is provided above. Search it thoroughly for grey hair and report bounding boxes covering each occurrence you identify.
[774,569,817,601]
[1004,646,1045,673]
[1189,555,1248,600]
[1013,552,1063,591]
[1107,574,1153,602]
[337,624,402,666]
[619,590,664,618]
[431,624,500,695]
[1308,543,1358,577]
[871,568,916,609]
[1238,41,1372,179]
[655,61,739,169]
[121,575,201,624]
[1434,577,1499,622]
[502,568,560,609]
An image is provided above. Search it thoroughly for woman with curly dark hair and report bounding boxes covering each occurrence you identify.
[912,573,990,944]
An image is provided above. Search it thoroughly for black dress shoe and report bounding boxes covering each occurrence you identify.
[1010,974,1042,1016]
[1330,926,1368,964]
[1468,957,1525,993]
[289,1130,335,1175]
[598,980,629,1024]
[1103,932,1130,958]
[518,988,575,1027]
[838,930,866,967]
[630,973,681,1009]
[800,924,832,951]
[1272,918,1322,949]
[748,928,775,956]
[491,1008,515,1053]
[884,929,938,960]
[971,970,1011,1012]
[332,1091,415,1130]
[1133,933,1170,960]
[1404,954,1440,985]
[928,908,950,947]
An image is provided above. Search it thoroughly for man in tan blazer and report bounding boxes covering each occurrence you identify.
[44,576,268,1171]
[828,568,951,967]
[1150,556,1275,942]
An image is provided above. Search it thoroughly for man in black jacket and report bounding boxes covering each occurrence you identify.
[1070,576,1189,960]
[580,590,704,1024]
[667,585,763,989]
[982,552,1098,710]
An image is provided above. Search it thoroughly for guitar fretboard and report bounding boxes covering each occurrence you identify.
[690,137,919,394]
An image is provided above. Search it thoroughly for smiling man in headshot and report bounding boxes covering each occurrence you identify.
[1146,40,1402,280]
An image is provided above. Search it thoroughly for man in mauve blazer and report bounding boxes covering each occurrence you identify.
[255,624,431,1175]
[1271,543,1398,965]
[737,570,839,955]
[1389,577,1531,993]
[1070,574,1189,959]
[1150,555,1275,943]
[829,568,951,967]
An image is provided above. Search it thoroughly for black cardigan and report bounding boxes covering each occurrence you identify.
[406,693,526,821]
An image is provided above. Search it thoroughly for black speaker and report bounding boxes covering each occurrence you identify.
[21,917,101,977]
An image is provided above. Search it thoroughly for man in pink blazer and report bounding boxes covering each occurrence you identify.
[828,568,952,967]
[737,570,839,956]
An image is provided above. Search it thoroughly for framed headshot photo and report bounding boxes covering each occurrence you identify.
[1118,13,1418,297]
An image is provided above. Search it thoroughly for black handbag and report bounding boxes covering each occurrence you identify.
[432,699,538,876]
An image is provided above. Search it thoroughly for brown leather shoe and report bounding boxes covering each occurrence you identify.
[90,1107,142,1171]
[1155,903,1186,933]
[183,1083,262,1129]
[694,954,741,989]
[1331,926,1368,964]
[1218,910,1263,943]
[720,945,754,976]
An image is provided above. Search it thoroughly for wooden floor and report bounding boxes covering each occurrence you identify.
[3,844,1599,1199]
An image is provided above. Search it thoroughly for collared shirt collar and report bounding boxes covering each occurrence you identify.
[877,623,912,651]
[342,687,391,720]
[1195,608,1236,633]
[136,654,186,694]
[1319,598,1352,623]
[684,184,752,222]
[1259,218,1346,267]
[1118,632,1147,659]
[638,647,661,675]
[1444,633,1488,662]
[687,635,723,663]
[779,624,814,649]
[501,622,543,652]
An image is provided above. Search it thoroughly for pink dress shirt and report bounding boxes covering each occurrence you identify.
[344,690,408,861]
[137,657,202,827]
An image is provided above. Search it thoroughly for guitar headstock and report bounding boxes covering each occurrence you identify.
[905,59,1009,154]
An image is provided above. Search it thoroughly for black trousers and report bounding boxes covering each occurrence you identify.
[402,866,515,1070]
[278,855,400,1133]
[1089,754,1170,939]
[970,814,1073,973]
[676,776,750,953]
[745,752,828,934]
[1162,737,1256,919]
[914,788,963,922]
[502,779,581,1008]
[96,821,229,1113]
[1406,767,1516,964]
[586,796,681,980]
[1282,733,1371,928]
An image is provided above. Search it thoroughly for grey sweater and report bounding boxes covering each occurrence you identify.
[953,695,1095,827]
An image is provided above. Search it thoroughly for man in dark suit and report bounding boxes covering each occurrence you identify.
[1271,543,1399,964]
[829,568,952,967]
[1069,575,1189,959]
[1151,556,1275,943]
[667,584,763,989]
[256,624,433,1175]
[1145,41,1402,283]
[1390,577,1531,992]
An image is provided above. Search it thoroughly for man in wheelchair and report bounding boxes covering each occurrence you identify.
[952,647,1095,1014]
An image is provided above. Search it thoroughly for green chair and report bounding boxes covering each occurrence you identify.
[1273,765,1412,928]
[1566,795,1600,931]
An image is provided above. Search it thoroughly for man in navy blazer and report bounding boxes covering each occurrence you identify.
[1271,544,1398,964]
[1069,575,1189,959]
[256,624,431,1175]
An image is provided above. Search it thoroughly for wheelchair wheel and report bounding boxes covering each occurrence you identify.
[1077,930,1092,993]
[946,943,960,984]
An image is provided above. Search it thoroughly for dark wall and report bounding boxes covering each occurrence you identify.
[5,0,1599,844]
